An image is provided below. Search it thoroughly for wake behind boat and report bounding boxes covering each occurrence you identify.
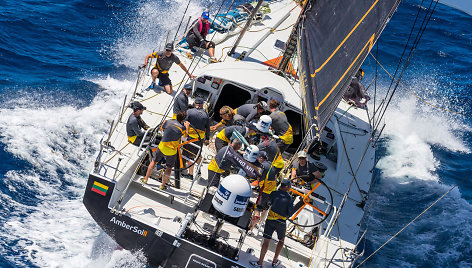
[83,0,402,267]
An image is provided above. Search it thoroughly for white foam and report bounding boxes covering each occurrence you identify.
[0,0,207,265]
[0,76,142,266]
[366,75,472,266]
[375,94,470,181]
[109,0,205,68]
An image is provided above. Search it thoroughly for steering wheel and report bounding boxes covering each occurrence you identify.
[287,176,334,227]
[173,123,203,172]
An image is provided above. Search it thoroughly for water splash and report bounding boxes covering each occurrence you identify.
[0,76,137,266]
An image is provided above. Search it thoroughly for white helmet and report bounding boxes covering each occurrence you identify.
[254,115,272,133]
[243,145,259,163]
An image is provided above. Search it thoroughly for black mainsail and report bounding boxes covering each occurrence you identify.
[297,0,401,143]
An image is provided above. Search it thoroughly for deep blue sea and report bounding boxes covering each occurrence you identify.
[0,0,470,267]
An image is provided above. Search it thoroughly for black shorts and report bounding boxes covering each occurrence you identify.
[151,68,172,86]
[152,147,177,168]
[186,35,205,49]
[214,137,228,152]
[182,139,203,160]
[256,192,271,211]
[263,219,286,240]
[207,170,222,187]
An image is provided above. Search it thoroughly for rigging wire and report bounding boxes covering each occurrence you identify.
[373,0,440,132]
[355,184,457,267]
[372,39,379,128]
[172,0,193,43]
[369,52,472,117]
[372,0,426,128]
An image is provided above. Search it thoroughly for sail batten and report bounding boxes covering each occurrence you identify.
[297,0,401,143]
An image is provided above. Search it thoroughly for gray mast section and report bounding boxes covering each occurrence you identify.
[228,0,265,56]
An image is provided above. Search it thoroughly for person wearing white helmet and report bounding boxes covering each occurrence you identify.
[233,101,268,124]
[243,145,259,163]
[252,115,272,134]
[208,140,260,187]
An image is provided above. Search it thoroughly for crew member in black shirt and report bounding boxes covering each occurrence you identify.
[143,43,195,94]
[250,179,294,268]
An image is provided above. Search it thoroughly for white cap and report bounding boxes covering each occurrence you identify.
[254,115,272,133]
[297,151,308,158]
[243,145,259,163]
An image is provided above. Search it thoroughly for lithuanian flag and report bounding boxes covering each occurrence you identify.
[91,181,108,196]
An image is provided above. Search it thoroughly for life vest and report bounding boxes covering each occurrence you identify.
[197,18,210,37]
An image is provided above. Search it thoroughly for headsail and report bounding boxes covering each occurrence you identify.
[297,0,401,144]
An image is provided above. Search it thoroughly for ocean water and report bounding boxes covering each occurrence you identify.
[0,0,470,267]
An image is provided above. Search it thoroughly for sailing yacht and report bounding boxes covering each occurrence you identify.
[83,0,401,267]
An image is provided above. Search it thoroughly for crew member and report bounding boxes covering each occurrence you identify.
[268,99,293,154]
[290,150,327,187]
[142,111,187,190]
[248,151,277,235]
[143,43,196,94]
[186,12,217,63]
[183,97,210,178]
[257,135,284,175]
[210,105,235,131]
[214,125,248,152]
[173,86,192,119]
[207,139,242,187]
[250,179,294,268]
[126,101,150,146]
[233,101,267,123]
[343,68,370,108]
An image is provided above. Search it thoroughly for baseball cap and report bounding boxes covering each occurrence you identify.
[194,97,204,105]
[131,101,146,111]
[281,179,291,187]
[257,151,267,159]
[202,12,210,19]
[297,151,307,158]
[165,42,174,51]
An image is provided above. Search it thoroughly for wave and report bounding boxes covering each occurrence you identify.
[0,76,139,267]
[107,0,206,68]
[362,75,472,266]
